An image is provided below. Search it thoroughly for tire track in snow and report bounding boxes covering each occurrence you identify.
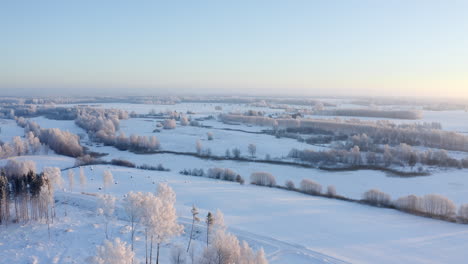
[57,192,351,264]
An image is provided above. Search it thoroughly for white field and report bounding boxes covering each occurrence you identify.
[2,165,468,264]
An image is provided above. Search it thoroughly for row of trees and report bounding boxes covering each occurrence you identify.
[0,133,43,159]
[17,119,84,157]
[315,109,423,120]
[75,108,161,152]
[179,167,245,184]
[289,143,468,169]
[0,160,59,226]
[221,113,468,153]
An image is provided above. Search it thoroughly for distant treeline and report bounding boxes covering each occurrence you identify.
[314,109,423,120]
[220,113,468,152]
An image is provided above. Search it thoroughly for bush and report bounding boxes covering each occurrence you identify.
[110,159,136,168]
[285,180,295,190]
[300,179,322,195]
[327,185,337,197]
[207,168,237,181]
[138,163,170,171]
[207,132,214,140]
[250,172,276,187]
[163,119,177,129]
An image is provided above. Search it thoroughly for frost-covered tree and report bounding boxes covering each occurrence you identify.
[97,194,116,239]
[248,144,256,158]
[363,189,391,206]
[103,170,114,191]
[458,204,468,223]
[68,170,75,192]
[196,140,203,155]
[123,191,144,251]
[205,212,214,247]
[88,238,135,264]
[300,179,322,195]
[187,205,200,252]
[420,194,456,218]
[200,210,268,264]
[140,184,183,264]
[79,167,87,192]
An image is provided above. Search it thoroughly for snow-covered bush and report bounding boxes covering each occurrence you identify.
[88,238,134,264]
[250,172,276,187]
[163,119,177,129]
[300,179,322,195]
[207,132,214,141]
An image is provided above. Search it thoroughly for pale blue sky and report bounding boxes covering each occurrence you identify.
[1,0,467,97]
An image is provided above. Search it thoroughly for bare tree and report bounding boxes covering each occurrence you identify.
[248,144,256,158]
[187,205,200,252]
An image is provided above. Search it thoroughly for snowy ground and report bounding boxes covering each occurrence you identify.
[2,165,468,264]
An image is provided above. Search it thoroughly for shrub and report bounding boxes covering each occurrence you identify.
[163,119,177,129]
[327,185,337,197]
[110,159,135,168]
[285,180,295,190]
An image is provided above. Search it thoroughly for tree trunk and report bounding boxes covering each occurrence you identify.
[145,228,148,264]
[206,225,210,247]
[150,235,153,264]
[187,217,195,252]
[156,243,160,264]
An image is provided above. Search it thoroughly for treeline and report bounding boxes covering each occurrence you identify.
[179,167,245,184]
[0,133,43,159]
[314,108,423,120]
[0,160,59,225]
[289,143,468,169]
[220,113,468,153]
[17,118,84,157]
[75,108,160,152]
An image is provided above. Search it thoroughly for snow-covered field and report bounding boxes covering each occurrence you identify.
[2,165,468,264]
[1,99,468,264]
